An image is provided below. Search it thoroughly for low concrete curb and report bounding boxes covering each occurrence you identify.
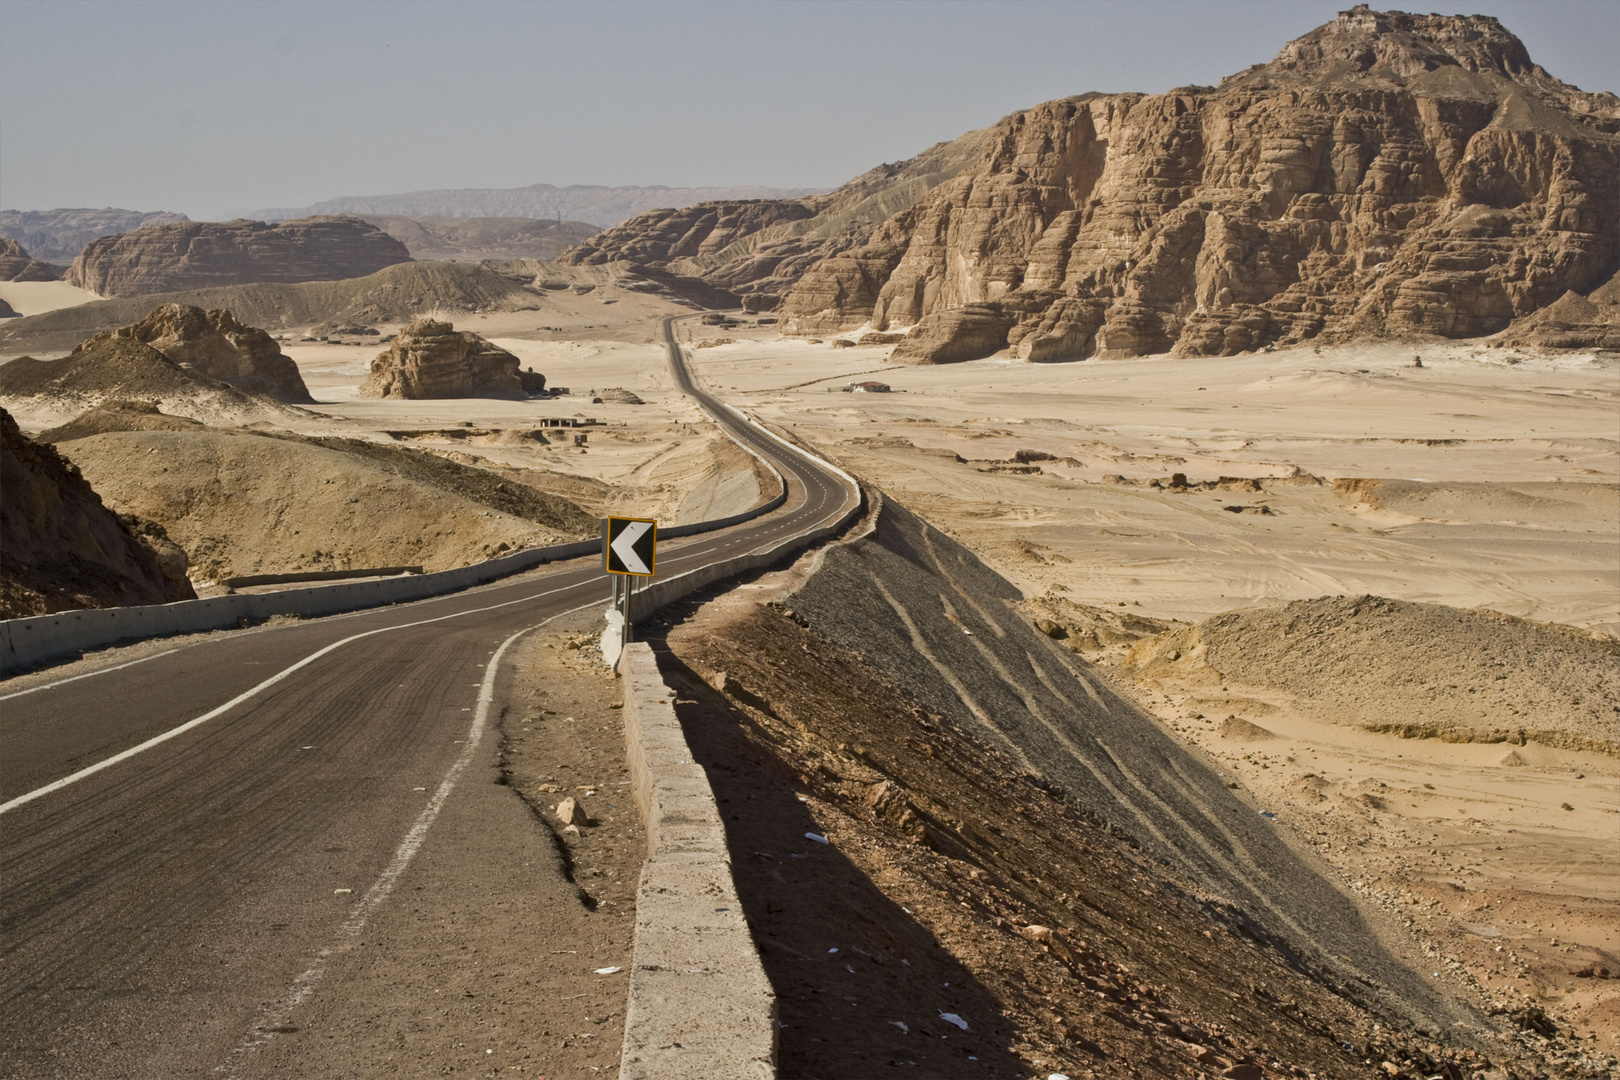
[617,642,776,1080]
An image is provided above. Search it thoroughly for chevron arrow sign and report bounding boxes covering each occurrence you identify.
[603,516,658,576]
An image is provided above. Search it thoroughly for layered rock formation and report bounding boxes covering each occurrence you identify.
[83,304,313,402]
[0,239,59,281]
[561,129,995,312]
[0,208,189,263]
[66,216,412,298]
[569,6,1619,360]
[356,215,599,262]
[360,318,532,399]
[0,407,195,618]
[0,260,548,356]
[0,334,291,426]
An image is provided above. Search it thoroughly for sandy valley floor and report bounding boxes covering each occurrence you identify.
[5,286,1615,1057]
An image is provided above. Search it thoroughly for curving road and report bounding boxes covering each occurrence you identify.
[0,316,855,1077]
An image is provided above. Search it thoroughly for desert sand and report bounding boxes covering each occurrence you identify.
[0,280,99,318]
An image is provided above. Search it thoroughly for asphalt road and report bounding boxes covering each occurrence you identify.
[0,316,854,1077]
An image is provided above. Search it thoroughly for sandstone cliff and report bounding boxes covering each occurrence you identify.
[82,303,313,403]
[0,239,59,282]
[360,318,532,399]
[568,7,1619,360]
[0,208,190,263]
[561,127,995,312]
[66,215,412,298]
[0,407,194,618]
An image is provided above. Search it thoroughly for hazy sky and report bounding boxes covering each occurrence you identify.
[3,0,1615,221]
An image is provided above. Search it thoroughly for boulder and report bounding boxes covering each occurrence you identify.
[66,215,412,298]
[84,303,313,403]
[0,238,59,282]
[0,406,195,617]
[360,318,529,399]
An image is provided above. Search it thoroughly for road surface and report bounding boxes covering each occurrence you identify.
[0,316,853,1077]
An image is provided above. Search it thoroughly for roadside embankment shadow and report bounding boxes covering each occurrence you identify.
[646,637,1028,1079]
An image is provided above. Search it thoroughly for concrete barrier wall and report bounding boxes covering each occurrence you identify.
[616,642,776,1080]
[0,443,795,676]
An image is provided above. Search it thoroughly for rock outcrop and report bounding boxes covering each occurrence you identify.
[82,304,313,402]
[0,261,549,357]
[360,318,531,399]
[568,7,1620,359]
[1494,268,1620,350]
[0,239,59,281]
[38,400,208,443]
[0,335,292,427]
[66,215,412,298]
[0,406,195,618]
[0,208,190,263]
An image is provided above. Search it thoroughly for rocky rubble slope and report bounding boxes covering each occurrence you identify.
[361,318,541,399]
[66,215,412,298]
[0,208,190,264]
[81,303,312,402]
[0,407,194,618]
[573,6,1619,360]
[0,239,59,282]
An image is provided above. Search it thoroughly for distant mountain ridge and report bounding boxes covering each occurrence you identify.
[0,209,191,264]
[565,6,1620,359]
[245,184,830,229]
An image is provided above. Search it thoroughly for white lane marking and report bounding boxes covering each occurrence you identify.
[0,580,599,816]
[0,649,182,702]
[217,608,564,1073]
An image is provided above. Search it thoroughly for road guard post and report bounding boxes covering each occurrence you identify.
[602,517,657,667]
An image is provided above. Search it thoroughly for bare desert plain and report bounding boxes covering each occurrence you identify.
[3,283,1616,1066]
[177,302,1620,1051]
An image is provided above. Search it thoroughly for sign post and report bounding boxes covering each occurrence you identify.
[602,517,657,665]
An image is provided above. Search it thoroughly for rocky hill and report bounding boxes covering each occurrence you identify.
[361,318,539,399]
[0,239,60,282]
[356,215,601,262]
[569,6,1619,360]
[82,304,312,402]
[0,334,299,428]
[66,216,412,298]
[0,261,549,354]
[0,208,190,263]
[0,407,194,618]
[51,424,593,582]
[249,184,831,229]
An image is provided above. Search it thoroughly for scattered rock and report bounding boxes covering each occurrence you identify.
[555,797,589,826]
[598,388,643,405]
[1218,716,1278,741]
